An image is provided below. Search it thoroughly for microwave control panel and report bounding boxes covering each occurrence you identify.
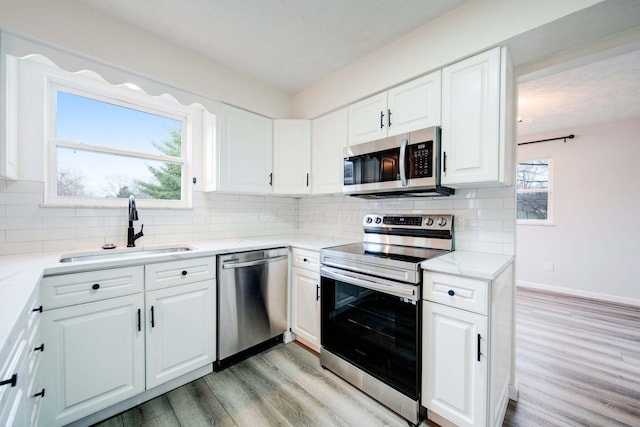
[408,141,433,178]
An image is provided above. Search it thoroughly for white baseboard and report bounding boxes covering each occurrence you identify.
[517,280,640,307]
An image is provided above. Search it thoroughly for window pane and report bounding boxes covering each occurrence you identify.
[57,147,182,200]
[517,160,549,190]
[56,91,182,157]
[517,192,548,220]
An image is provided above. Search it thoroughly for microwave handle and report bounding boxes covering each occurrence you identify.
[399,138,408,187]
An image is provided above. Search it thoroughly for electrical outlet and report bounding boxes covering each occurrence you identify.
[544,261,554,272]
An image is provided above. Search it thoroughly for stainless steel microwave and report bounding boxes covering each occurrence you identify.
[343,126,454,198]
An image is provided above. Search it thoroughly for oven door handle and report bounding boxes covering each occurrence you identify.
[321,266,417,300]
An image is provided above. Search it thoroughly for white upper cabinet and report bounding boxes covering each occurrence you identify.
[348,71,441,145]
[0,53,18,180]
[273,119,311,194]
[441,47,513,187]
[217,104,274,194]
[311,107,348,194]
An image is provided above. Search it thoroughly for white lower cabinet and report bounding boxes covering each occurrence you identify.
[422,301,487,427]
[290,248,321,351]
[40,293,145,427]
[145,281,215,389]
[422,264,513,427]
[39,257,216,426]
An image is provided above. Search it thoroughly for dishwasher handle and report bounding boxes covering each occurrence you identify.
[221,255,288,269]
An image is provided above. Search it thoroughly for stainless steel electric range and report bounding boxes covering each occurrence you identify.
[319,213,453,426]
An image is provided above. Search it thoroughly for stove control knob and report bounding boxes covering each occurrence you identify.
[425,217,434,226]
[366,217,373,224]
[437,217,447,227]
[375,217,382,224]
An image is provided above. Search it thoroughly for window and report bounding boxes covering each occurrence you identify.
[46,74,194,208]
[516,159,552,224]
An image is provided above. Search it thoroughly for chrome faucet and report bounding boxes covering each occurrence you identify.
[127,195,144,247]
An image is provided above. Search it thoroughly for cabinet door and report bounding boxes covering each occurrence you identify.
[291,267,320,351]
[145,280,215,389]
[218,104,273,193]
[273,119,311,194]
[422,301,487,427]
[387,71,441,136]
[311,107,348,194]
[441,47,505,186]
[40,294,145,427]
[348,92,387,145]
[0,53,18,180]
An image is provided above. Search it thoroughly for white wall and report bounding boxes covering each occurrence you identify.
[0,0,292,118]
[516,117,640,305]
[293,0,605,118]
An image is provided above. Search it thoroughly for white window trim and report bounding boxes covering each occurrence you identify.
[44,70,195,209]
[516,157,553,226]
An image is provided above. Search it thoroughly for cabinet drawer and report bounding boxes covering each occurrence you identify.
[41,266,144,310]
[423,272,488,315]
[291,248,320,272]
[145,257,215,291]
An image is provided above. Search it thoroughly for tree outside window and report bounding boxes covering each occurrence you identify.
[517,159,553,224]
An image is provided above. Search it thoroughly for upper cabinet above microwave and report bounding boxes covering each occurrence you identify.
[348,71,441,145]
[440,47,514,188]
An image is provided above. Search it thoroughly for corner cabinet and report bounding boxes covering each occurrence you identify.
[348,71,441,145]
[311,108,348,194]
[441,47,514,187]
[273,119,311,195]
[422,264,514,427]
[290,248,321,352]
[217,104,274,193]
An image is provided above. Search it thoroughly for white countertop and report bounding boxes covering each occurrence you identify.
[0,234,351,357]
[421,250,514,280]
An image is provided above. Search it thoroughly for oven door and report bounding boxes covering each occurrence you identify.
[320,266,420,399]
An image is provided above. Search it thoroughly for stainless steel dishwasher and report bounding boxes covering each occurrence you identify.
[216,248,288,366]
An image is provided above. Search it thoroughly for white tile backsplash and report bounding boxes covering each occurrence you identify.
[0,180,514,255]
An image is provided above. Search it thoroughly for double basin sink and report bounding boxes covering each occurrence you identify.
[59,246,192,263]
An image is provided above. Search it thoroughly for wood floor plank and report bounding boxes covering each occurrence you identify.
[119,395,181,427]
[166,378,236,427]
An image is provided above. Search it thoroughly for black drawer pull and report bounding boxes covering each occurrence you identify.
[303,258,308,262]
[181,270,187,276]
[34,344,45,352]
[448,290,455,296]
[0,374,17,388]
[92,283,100,290]
[32,305,43,313]
[33,388,45,398]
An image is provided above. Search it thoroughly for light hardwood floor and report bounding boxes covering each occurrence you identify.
[94,288,640,427]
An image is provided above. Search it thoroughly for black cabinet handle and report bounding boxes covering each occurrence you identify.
[33,388,45,398]
[380,111,384,129]
[448,289,455,296]
[316,284,320,301]
[34,344,44,352]
[0,374,17,388]
[32,305,42,313]
[181,270,187,276]
[151,306,155,328]
[388,109,392,127]
[137,309,141,332]
[306,173,309,187]
[477,334,482,362]
[443,151,447,173]
[92,283,100,290]
[269,172,273,186]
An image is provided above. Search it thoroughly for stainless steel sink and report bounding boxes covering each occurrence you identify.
[59,246,192,263]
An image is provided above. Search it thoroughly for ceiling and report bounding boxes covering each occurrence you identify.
[75,0,640,137]
[76,0,468,94]
[517,46,640,137]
